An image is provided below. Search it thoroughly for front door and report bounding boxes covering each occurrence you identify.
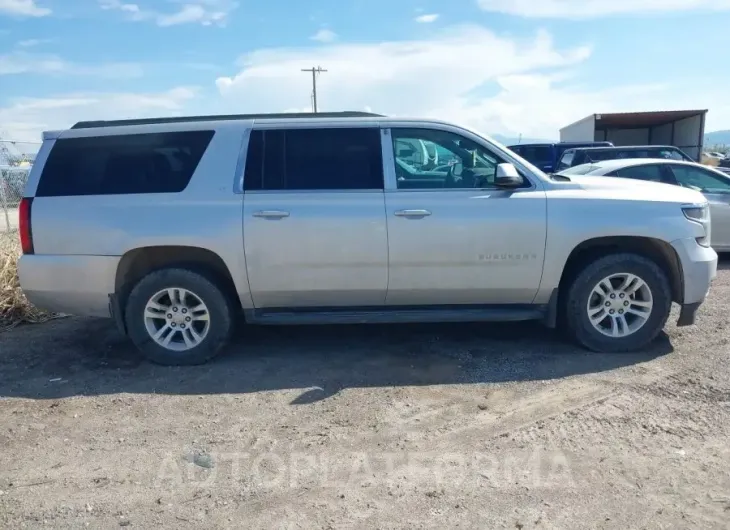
[666,164,730,250]
[383,126,547,306]
[242,126,388,308]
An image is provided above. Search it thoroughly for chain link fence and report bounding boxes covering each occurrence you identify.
[1,166,30,233]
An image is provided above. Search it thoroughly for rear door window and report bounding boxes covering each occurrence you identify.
[36,131,214,197]
[243,128,383,191]
[614,164,666,182]
[668,165,730,193]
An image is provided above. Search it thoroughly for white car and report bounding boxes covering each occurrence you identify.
[558,158,730,251]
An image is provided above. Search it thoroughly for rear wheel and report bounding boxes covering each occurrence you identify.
[124,268,235,365]
[565,253,672,352]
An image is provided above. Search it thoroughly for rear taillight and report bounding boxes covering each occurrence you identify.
[19,197,34,254]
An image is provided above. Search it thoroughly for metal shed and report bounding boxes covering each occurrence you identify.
[560,109,708,161]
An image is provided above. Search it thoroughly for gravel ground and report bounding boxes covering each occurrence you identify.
[1,262,730,529]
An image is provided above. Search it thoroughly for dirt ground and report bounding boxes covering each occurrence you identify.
[1,264,730,529]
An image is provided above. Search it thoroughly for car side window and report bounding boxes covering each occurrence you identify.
[656,149,685,161]
[390,128,510,190]
[669,165,730,193]
[521,146,552,167]
[37,131,215,197]
[557,151,574,170]
[614,164,665,182]
[243,127,383,191]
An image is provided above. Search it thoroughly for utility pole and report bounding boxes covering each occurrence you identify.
[301,66,327,113]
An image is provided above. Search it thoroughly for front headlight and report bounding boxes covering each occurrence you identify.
[682,203,711,247]
[682,204,709,223]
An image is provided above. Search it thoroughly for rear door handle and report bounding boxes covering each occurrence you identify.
[253,210,290,219]
[394,209,432,218]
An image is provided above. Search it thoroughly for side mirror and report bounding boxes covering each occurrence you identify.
[495,163,523,188]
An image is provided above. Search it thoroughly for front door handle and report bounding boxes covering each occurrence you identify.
[253,210,290,219]
[394,209,432,218]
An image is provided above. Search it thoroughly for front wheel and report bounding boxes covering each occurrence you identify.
[565,253,672,352]
[124,268,235,365]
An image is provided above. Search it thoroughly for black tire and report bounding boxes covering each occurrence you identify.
[124,268,235,365]
[565,253,672,352]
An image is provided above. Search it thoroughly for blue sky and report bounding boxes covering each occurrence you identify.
[1,0,729,144]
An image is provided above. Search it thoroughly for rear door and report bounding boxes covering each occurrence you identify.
[242,126,389,308]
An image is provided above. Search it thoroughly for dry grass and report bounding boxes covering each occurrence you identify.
[0,230,58,331]
[701,155,720,167]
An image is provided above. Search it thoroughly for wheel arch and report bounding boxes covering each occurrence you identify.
[551,236,683,328]
[115,245,241,313]
[560,236,683,302]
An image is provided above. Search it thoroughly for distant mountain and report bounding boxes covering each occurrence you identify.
[705,130,730,147]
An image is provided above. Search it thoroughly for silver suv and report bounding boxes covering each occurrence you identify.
[18,112,717,365]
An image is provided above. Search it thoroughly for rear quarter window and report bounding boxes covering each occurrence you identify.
[36,130,214,197]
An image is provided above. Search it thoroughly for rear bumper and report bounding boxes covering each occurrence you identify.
[18,254,120,317]
[671,237,717,324]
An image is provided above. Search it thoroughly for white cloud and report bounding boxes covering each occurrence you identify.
[215,26,592,137]
[4,23,729,144]
[213,25,730,138]
[0,51,144,78]
[476,0,730,18]
[0,87,198,142]
[16,38,51,47]
[415,13,439,23]
[0,0,50,17]
[310,29,337,43]
[99,0,237,26]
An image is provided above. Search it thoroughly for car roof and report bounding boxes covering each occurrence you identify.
[70,111,386,129]
[508,141,609,148]
[575,158,701,172]
[569,145,679,153]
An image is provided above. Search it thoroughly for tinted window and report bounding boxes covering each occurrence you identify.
[243,128,383,191]
[37,131,214,197]
[669,165,730,193]
[520,146,553,166]
[614,164,665,182]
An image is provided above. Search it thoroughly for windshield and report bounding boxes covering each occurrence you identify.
[556,163,602,176]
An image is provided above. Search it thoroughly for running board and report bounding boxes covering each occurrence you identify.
[245,306,546,326]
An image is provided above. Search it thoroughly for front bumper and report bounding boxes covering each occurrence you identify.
[671,237,718,325]
[677,302,702,327]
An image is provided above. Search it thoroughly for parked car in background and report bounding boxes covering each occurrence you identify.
[18,112,716,365]
[555,145,694,172]
[557,158,730,251]
[508,141,613,173]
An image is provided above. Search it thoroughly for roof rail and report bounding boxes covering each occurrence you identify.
[71,111,385,129]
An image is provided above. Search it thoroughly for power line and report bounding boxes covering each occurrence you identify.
[301,66,327,113]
